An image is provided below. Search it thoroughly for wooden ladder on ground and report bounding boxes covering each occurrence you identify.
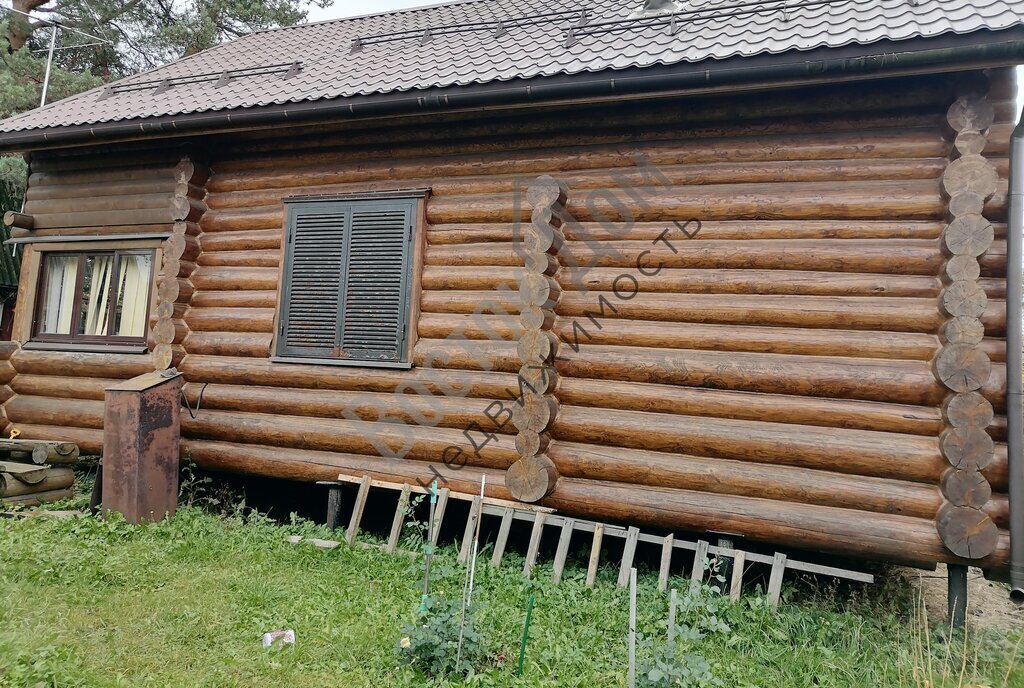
[287,474,873,605]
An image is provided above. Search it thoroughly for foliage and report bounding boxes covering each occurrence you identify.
[3,1,333,74]
[396,595,489,679]
[636,585,728,688]
[636,634,720,688]
[0,504,1021,687]
[178,460,248,516]
[0,0,332,194]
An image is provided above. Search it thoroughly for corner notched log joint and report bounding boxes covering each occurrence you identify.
[506,175,567,503]
[933,73,1001,560]
[152,156,208,371]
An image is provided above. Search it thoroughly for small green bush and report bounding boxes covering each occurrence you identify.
[396,595,488,678]
[636,626,721,688]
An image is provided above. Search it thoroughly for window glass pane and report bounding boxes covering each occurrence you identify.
[77,255,115,336]
[113,253,153,338]
[38,255,79,335]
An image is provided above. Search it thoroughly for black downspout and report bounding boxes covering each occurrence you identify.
[1007,105,1024,603]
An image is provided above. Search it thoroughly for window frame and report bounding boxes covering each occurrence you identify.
[30,248,156,351]
[271,189,428,369]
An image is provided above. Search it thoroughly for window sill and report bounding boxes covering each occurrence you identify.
[270,355,413,370]
[24,341,150,355]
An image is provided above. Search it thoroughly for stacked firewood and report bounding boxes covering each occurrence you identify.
[0,439,79,507]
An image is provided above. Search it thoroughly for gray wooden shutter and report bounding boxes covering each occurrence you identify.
[278,204,349,358]
[339,201,414,362]
[278,197,415,365]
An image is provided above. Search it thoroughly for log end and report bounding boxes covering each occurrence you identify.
[937,503,999,559]
[506,454,559,503]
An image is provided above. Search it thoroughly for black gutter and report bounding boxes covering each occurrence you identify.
[1007,108,1024,604]
[2,30,1024,151]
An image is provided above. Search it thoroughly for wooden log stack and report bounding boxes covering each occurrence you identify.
[933,75,1002,560]
[0,439,79,507]
[507,176,566,502]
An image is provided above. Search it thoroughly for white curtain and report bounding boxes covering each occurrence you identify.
[40,255,78,334]
[81,256,114,336]
[114,254,152,337]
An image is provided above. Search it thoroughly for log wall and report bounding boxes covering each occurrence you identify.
[4,70,1016,571]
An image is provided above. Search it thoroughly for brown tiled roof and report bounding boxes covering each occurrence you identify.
[1,0,1022,136]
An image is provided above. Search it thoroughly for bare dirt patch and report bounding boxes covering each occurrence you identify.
[893,564,1024,632]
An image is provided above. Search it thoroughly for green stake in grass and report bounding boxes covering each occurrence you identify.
[516,594,536,677]
[420,480,438,615]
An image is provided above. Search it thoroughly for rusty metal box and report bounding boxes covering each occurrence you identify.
[102,371,183,523]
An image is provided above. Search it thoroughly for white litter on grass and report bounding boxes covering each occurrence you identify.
[262,630,296,649]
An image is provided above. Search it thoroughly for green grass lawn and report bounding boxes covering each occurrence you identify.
[1,503,1021,688]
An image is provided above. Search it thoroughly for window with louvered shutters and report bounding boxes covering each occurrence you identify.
[277,196,417,366]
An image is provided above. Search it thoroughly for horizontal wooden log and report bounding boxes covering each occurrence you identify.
[0,438,79,464]
[28,207,180,230]
[2,487,75,506]
[556,377,944,437]
[420,291,521,316]
[551,404,947,483]
[412,339,520,373]
[24,176,181,202]
[427,239,948,275]
[5,396,103,430]
[182,332,273,357]
[3,211,33,230]
[24,191,175,216]
[182,438,510,496]
[548,441,1008,527]
[554,292,1004,335]
[543,477,1008,569]
[185,308,276,333]
[551,318,942,361]
[10,349,153,379]
[0,466,74,497]
[555,343,944,405]
[199,229,282,251]
[427,219,948,245]
[191,266,279,291]
[197,250,278,268]
[179,355,519,400]
[426,180,944,225]
[182,410,518,468]
[183,383,515,433]
[28,163,175,188]
[424,265,964,299]
[189,290,277,310]
[417,313,520,342]
[0,460,47,484]
[7,424,100,455]
[10,375,112,401]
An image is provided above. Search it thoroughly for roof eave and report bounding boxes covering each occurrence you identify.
[3,28,1023,153]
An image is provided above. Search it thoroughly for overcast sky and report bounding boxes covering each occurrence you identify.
[306,1,431,22]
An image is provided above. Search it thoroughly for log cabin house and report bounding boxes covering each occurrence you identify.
[1,0,1023,596]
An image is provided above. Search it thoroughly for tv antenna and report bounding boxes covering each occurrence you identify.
[1,4,113,106]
